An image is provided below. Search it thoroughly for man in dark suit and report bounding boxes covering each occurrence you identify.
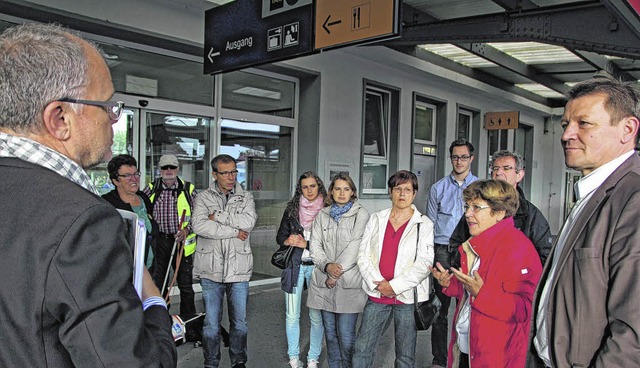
[527,77,640,367]
[0,24,176,367]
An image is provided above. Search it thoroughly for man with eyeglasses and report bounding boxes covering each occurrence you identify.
[143,153,198,320]
[192,154,257,368]
[0,24,175,367]
[426,138,478,368]
[449,150,553,265]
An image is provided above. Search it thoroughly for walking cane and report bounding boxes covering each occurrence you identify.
[162,209,187,298]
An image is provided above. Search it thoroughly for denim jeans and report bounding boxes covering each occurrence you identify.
[431,244,453,366]
[321,310,358,368]
[352,299,417,368]
[201,279,249,368]
[286,264,323,361]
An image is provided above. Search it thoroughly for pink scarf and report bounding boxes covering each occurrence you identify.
[299,195,324,230]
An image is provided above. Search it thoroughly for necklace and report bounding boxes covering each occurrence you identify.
[390,210,412,222]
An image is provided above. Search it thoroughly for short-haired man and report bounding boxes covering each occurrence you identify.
[144,153,197,320]
[449,150,553,265]
[0,24,175,366]
[193,154,257,368]
[426,139,478,368]
[527,78,640,367]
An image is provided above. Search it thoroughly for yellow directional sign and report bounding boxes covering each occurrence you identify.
[315,0,399,50]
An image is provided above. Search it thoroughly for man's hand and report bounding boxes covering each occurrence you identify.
[208,213,215,221]
[326,263,343,279]
[174,228,187,243]
[325,277,338,289]
[141,268,161,301]
[374,280,396,298]
[237,229,249,241]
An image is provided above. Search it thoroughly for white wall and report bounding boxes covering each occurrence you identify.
[14,0,568,232]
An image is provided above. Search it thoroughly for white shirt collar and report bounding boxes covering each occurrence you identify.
[574,150,635,201]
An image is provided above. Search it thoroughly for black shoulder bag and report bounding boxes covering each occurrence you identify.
[414,221,442,331]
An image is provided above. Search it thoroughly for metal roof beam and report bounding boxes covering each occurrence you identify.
[489,0,538,11]
[389,45,564,107]
[457,42,569,94]
[389,2,640,59]
[570,49,637,81]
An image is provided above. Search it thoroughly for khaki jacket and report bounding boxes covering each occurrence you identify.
[192,181,257,283]
[307,201,370,313]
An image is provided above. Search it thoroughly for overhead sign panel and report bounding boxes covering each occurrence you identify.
[315,0,399,50]
[485,111,519,130]
[204,0,314,74]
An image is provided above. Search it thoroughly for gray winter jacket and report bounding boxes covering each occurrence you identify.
[307,201,370,313]
[192,181,257,283]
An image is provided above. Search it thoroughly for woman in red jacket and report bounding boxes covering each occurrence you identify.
[431,179,542,368]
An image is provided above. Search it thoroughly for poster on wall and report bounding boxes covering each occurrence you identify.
[324,161,353,185]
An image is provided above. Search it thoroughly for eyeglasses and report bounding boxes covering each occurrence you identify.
[160,165,178,170]
[117,172,141,180]
[464,204,491,213]
[215,170,239,177]
[491,165,516,173]
[58,98,124,121]
[451,155,471,162]
[392,187,414,195]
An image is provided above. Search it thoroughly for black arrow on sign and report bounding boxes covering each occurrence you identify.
[322,15,342,34]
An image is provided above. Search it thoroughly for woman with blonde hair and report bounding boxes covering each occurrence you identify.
[307,173,369,368]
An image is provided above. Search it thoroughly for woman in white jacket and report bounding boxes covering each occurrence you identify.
[353,170,435,368]
[307,173,369,368]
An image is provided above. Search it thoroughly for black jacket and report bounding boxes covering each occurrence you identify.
[449,185,553,267]
[0,158,176,367]
[276,207,308,293]
[102,189,160,240]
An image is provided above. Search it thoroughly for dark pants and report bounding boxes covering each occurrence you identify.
[431,244,453,366]
[153,233,196,319]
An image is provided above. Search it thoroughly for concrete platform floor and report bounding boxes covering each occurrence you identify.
[170,279,453,368]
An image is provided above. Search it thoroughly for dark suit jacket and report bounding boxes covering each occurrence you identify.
[527,153,640,368]
[0,158,176,367]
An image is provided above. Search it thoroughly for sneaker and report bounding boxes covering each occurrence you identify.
[232,364,246,368]
[288,357,303,368]
[307,360,319,368]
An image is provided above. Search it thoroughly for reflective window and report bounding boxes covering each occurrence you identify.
[90,110,134,195]
[222,71,295,118]
[220,119,293,277]
[415,102,436,143]
[457,109,472,141]
[145,112,211,189]
[362,87,391,194]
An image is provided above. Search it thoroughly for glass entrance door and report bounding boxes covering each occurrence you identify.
[220,119,293,278]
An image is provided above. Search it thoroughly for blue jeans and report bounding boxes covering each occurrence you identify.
[286,264,323,361]
[201,279,249,368]
[353,299,417,368]
[321,310,358,368]
[432,245,453,366]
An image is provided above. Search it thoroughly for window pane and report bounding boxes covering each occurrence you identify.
[222,71,295,118]
[101,43,213,106]
[145,112,211,190]
[91,110,134,195]
[364,91,387,157]
[457,112,471,140]
[415,104,434,142]
[220,119,293,278]
[362,162,388,191]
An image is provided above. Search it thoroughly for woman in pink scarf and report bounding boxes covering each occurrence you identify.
[276,171,330,368]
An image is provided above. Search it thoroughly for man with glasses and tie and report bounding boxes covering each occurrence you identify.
[0,23,175,366]
[449,150,553,265]
[144,153,198,320]
[192,154,257,368]
[426,139,478,368]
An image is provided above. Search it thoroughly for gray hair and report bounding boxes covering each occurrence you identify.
[0,23,93,133]
[567,77,640,124]
[492,150,525,172]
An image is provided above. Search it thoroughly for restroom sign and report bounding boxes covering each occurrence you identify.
[485,111,519,130]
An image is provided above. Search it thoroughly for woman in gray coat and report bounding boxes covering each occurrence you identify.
[307,173,369,368]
